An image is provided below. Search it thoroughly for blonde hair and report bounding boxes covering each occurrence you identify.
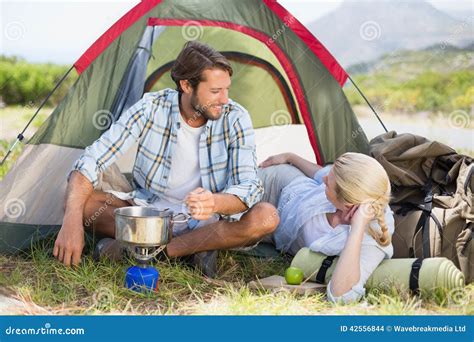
[332,152,391,247]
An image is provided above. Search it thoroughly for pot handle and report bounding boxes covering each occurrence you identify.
[172,212,190,224]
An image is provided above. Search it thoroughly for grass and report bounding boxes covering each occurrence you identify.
[0,105,52,178]
[0,239,472,315]
[0,105,53,132]
[0,239,286,315]
[0,139,24,179]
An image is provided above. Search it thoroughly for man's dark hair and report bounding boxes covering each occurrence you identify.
[171,41,233,93]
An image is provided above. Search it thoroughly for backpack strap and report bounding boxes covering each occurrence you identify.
[422,186,433,258]
[315,255,337,284]
[409,258,423,296]
[411,212,429,258]
[398,183,444,258]
[395,202,423,216]
[409,183,434,258]
[464,165,473,195]
[460,222,473,255]
[428,210,443,237]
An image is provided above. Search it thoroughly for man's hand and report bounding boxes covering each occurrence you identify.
[185,187,216,220]
[54,171,93,266]
[53,217,85,266]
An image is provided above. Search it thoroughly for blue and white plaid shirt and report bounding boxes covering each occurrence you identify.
[72,89,263,209]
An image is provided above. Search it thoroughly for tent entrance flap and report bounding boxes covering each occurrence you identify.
[110,26,165,123]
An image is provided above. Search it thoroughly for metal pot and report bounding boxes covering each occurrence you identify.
[114,206,189,246]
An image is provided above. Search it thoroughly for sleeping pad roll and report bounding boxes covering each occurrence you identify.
[291,248,465,291]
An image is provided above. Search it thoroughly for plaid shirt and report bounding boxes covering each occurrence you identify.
[72,89,263,209]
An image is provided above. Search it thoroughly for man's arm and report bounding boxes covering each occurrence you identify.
[213,193,247,214]
[53,171,93,266]
[54,95,153,265]
[185,189,247,220]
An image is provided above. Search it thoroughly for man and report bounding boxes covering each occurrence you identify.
[53,41,279,276]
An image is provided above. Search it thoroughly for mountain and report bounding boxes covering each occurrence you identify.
[346,43,474,77]
[307,0,473,67]
[443,9,474,21]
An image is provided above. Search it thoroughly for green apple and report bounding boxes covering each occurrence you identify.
[285,267,304,285]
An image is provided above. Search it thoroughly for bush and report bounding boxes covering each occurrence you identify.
[0,56,76,106]
[451,86,474,110]
[348,69,474,115]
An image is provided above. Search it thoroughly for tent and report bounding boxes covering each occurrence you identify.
[0,0,371,254]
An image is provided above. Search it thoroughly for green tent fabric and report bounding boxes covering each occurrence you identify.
[0,0,370,254]
[291,248,465,291]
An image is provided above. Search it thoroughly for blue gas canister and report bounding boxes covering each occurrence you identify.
[125,265,160,292]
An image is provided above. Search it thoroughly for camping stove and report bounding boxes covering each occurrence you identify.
[123,244,165,293]
[114,206,188,293]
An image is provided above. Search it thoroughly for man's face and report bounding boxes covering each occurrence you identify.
[190,68,231,121]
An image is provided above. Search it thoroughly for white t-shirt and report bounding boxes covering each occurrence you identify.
[288,213,334,255]
[158,113,205,213]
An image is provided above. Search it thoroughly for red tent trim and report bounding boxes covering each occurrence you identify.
[74,0,162,74]
[147,17,322,164]
[263,0,348,86]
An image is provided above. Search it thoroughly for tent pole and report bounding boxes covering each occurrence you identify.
[0,65,75,166]
[348,75,388,133]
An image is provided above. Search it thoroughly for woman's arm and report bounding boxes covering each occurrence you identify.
[329,203,373,297]
[327,241,386,303]
[259,152,322,178]
[329,222,365,296]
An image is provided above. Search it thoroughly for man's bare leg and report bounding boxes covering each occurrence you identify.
[83,191,131,237]
[166,202,279,257]
[83,194,279,258]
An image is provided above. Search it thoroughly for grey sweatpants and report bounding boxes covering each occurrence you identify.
[257,164,307,243]
[257,164,307,207]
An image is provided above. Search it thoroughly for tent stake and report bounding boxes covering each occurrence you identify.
[348,75,388,133]
[0,65,75,166]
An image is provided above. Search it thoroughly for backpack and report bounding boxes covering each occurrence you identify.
[369,131,473,283]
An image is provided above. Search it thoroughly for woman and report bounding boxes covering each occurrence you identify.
[258,152,394,304]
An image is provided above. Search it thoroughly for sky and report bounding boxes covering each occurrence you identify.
[1,0,473,64]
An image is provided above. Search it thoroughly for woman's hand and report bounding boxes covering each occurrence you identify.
[350,203,375,230]
[259,153,292,168]
[338,205,359,225]
[259,152,322,179]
